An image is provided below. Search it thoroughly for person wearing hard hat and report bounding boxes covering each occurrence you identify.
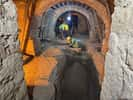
[66,36,86,51]
[66,36,79,48]
[59,21,69,39]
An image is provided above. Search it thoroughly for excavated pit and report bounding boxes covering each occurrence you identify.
[26,48,101,100]
[49,50,101,100]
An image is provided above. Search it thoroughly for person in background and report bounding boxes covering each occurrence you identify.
[66,36,86,51]
[59,21,69,39]
[55,18,64,38]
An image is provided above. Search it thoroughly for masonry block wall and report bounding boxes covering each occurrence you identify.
[101,0,133,99]
[0,0,28,100]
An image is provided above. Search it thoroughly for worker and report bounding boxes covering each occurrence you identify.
[66,36,78,48]
[59,21,69,39]
[55,17,64,38]
[66,36,86,51]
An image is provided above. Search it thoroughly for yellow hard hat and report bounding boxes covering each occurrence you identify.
[66,36,72,44]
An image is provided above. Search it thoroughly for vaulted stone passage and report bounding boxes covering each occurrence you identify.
[12,0,109,100]
[39,1,104,44]
[34,0,111,54]
[32,2,106,99]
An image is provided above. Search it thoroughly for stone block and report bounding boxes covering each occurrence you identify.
[15,81,28,100]
[101,0,133,99]
[14,71,24,85]
[0,45,6,58]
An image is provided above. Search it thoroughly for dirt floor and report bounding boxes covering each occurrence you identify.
[23,47,101,100]
[51,50,101,100]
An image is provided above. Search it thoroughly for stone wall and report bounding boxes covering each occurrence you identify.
[0,0,28,100]
[101,0,133,99]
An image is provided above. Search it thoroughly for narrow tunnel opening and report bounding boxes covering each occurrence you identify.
[55,11,90,40]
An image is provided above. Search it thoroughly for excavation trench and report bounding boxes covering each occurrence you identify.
[49,49,101,100]
[26,48,101,100]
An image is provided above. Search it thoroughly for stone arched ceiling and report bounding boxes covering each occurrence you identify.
[34,0,111,54]
[41,2,99,40]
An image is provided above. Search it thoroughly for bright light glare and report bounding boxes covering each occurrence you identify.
[67,16,71,21]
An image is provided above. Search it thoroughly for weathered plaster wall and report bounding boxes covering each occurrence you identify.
[0,0,28,100]
[101,0,133,99]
